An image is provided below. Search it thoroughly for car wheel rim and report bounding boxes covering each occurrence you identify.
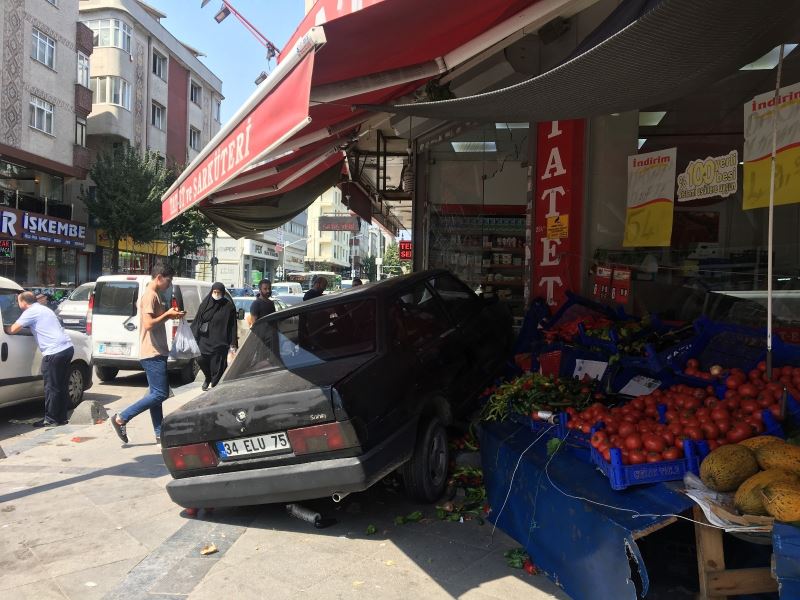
[69,368,83,403]
[428,431,447,487]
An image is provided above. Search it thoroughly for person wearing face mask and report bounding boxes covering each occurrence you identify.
[192,282,238,391]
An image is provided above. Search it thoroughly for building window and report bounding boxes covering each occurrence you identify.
[90,76,131,110]
[189,126,201,150]
[151,101,165,130]
[31,28,56,69]
[190,81,201,105]
[75,117,86,146]
[86,19,132,54]
[214,99,221,122]
[29,96,54,134]
[152,50,166,79]
[77,52,90,87]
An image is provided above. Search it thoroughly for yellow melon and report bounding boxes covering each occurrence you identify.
[734,469,800,515]
[761,480,800,522]
[739,436,784,451]
[755,442,800,475]
[700,445,759,492]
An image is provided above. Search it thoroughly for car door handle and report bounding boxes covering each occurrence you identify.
[124,323,137,331]
[1,342,7,362]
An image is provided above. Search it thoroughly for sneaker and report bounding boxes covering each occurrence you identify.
[111,414,128,443]
[32,418,57,428]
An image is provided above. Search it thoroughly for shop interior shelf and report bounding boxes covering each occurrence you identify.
[486,264,524,270]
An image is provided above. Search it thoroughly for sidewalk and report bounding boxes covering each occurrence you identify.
[0,381,569,600]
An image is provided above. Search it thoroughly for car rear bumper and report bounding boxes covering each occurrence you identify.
[93,357,193,371]
[164,422,415,508]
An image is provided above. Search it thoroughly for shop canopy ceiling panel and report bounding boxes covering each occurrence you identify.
[160,0,561,233]
[370,0,800,122]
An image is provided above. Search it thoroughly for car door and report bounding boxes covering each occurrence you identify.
[91,279,142,360]
[0,288,41,405]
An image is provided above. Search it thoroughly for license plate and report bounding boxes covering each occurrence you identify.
[97,343,130,356]
[216,432,291,459]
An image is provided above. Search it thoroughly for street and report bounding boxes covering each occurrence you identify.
[0,372,568,600]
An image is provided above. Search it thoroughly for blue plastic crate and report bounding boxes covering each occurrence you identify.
[665,317,767,373]
[774,523,800,582]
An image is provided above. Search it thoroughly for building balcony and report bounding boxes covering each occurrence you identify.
[73,145,91,177]
[76,22,93,56]
[74,84,92,117]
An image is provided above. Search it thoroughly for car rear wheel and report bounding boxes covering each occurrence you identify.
[67,363,86,408]
[402,417,449,503]
[95,366,119,382]
[178,359,200,386]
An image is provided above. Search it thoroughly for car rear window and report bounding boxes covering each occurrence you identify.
[226,299,377,379]
[0,289,22,325]
[178,285,201,317]
[93,282,139,316]
[69,284,93,302]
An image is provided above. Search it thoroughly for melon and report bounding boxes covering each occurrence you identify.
[734,469,800,515]
[761,480,800,522]
[739,436,784,451]
[755,442,800,474]
[700,445,759,492]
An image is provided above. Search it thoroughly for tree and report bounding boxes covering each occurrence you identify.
[362,255,377,282]
[82,144,169,272]
[163,209,213,277]
[382,242,411,277]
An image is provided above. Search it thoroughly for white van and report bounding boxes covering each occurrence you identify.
[89,275,212,384]
[271,282,302,296]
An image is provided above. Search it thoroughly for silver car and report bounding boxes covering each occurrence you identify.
[55,282,94,333]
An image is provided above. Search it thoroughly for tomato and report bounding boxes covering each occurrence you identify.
[629,450,646,465]
[669,423,684,436]
[715,420,732,434]
[581,424,591,434]
[726,423,752,443]
[661,431,675,446]
[662,447,682,460]
[757,360,767,372]
[747,419,765,434]
[641,434,665,453]
[646,451,663,463]
[741,400,759,414]
[687,358,700,370]
[738,383,758,398]
[602,448,612,462]
[710,407,730,422]
[618,423,636,438]
[770,404,784,421]
[724,389,737,400]
[701,422,720,440]
[726,374,745,389]
[683,417,701,428]
[624,434,643,450]
[665,410,679,423]
[684,426,704,441]
[596,442,610,454]
[590,431,608,449]
[757,396,772,409]
[749,369,762,382]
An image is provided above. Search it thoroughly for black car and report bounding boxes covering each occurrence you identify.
[161,269,512,508]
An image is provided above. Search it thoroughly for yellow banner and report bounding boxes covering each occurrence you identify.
[742,144,800,209]
[96,230,169,256]
[623,200,674,247]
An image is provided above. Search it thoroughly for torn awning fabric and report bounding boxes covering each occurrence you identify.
[365,0,800,121]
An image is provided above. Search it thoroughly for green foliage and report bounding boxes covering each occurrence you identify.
[163,209,212,276]
[361,255,377,282]
[382,242,411,275]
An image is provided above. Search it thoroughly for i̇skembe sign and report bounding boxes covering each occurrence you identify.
[0,207,86,248]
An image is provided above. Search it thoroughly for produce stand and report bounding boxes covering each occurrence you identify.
[480,420,693,600]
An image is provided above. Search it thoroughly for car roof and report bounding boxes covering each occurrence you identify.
[0,277,23,292]
[96,275,206,284]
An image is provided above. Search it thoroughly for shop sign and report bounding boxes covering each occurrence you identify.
[0,207,86,248]
[623,148,677,247]
[533,119,585,308]
[319,216,360,232]
[743,81,800,210]
[247,240,279,260]
[0,239,13,258]
[399,240,413,260]
[610,266,631,304]
[592,264,612,300]
[677,150,738,202]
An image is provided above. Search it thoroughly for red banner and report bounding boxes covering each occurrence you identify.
[399,240,413,260]
[611,267,632,304]
[162,53,315,223]
[593,264,612,300]
[532,120,585,308]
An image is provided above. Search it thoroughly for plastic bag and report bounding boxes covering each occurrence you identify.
[169,319,201,360]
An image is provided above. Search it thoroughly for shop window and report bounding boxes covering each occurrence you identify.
[90,76,131,110]
[389,283,450,350]
[151,101,165,130]
[214,99,222,122]
[75,117,86,147]
[77,52,90,87]
[29,96,54,135]
[152,50,167,80]
[189,126,201,150]
[190,81,201,105]
[31,28,55,69]
[428,273,480,322]
[85,19,132,53]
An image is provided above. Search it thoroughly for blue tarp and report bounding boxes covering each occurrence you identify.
[480,421,693,600]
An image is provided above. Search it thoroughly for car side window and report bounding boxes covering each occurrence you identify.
[0,290,22,326]
[427,274,481,322]
[389,283,450,350]
[178,285,201,318]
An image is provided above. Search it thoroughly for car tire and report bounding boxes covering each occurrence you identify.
[95,366,119,382]
[178,359,200,386]
[67,363,86,408]
[402,417,449,503]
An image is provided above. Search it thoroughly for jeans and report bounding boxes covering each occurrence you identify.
[121,355,168,436]
[42,346,74,423]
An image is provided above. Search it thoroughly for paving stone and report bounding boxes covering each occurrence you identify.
[54,558,140,600]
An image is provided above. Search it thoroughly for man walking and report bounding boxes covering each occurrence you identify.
[303,276,328,301]
[111,264,183,444]
[247,279,276,326]
[5,291,74,427]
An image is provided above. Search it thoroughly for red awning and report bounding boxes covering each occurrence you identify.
[162,0,548,234]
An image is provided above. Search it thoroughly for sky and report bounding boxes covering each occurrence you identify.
[145,0,305,124]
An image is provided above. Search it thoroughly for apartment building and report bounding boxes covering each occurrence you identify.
[0,0,95,287]
[305,187,352,274]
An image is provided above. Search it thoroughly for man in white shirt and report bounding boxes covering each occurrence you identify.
[5,291,74,427]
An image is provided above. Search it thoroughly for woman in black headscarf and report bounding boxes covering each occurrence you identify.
[192,282,238,390]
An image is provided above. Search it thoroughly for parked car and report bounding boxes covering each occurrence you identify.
[232,296,289,343]
[161,269,512,508]
[274,293,303,307]
[271,282,303,296]
[0,277,93,409]
[55,282,95,333]
[90,275,213,384]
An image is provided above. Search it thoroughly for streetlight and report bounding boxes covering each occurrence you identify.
[279,237,308,281]
[201,1,279,61]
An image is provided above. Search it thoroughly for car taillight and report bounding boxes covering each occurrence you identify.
[170,296,179,338]
[287,421,359,455]
[86,292,94,335]
[164,443,219,471]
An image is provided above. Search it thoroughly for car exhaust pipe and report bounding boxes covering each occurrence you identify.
[331,492,348,503]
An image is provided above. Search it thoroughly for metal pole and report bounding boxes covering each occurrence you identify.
[766,43,785,376]
[211,229,217,282]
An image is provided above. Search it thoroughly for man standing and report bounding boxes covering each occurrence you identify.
[111,264,183,444]
[247,279,276,327]
[5,291,74,427]
[303,276,328,301]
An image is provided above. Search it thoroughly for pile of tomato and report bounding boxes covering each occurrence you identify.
[542,315,613,344]
[568,361,799,466]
